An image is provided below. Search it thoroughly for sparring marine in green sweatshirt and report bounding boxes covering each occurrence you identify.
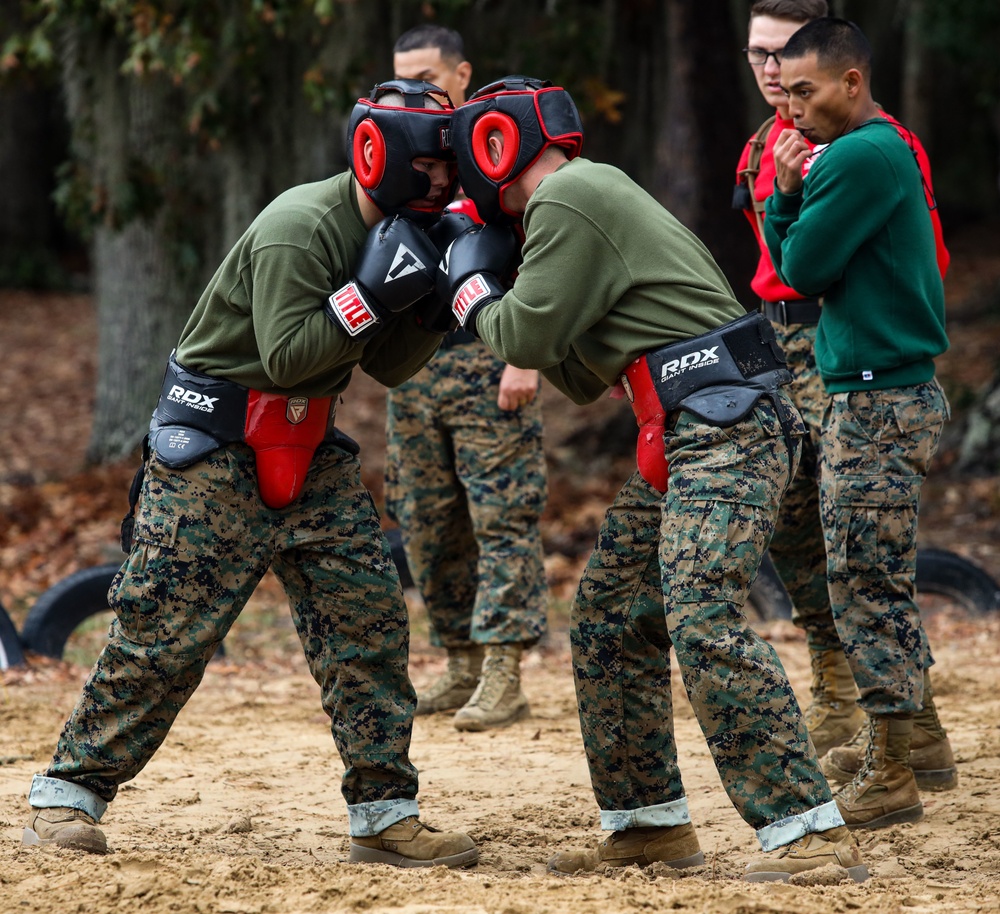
[176,170,442,399]
[473,157,746,405]
[763,118,949,393]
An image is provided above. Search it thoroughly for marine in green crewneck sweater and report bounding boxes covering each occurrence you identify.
[764,17,952,835]
[764,113,948,393]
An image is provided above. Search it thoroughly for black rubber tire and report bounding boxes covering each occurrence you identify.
[747,552,795,621]
[19,563,122,659]
[0,598,26,669]
[385,527,414,590]
[915,547,1000,616]
[746,546,1000,622]
[19,530,417,661]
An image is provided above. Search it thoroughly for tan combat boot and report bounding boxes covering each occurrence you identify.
[453,643,530,732]
[548,823,704,874]
[415,645,484,715]
[349,816,478,868]
[744,826,868,882]
[803,648,866,758]
[835,715,923,829]
[822,671,958,791]
[22,806,109,854]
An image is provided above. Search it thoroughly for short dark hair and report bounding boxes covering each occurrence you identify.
[781,16,872,77]
[393,25,465,64]
[749,0,829,25]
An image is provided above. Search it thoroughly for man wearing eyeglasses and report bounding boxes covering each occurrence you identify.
[734,0,956,799]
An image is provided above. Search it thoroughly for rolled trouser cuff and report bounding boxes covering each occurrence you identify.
[29,774,108,821]
[756,799,844,852]
[600,796,690,831]
[347,798,419,837]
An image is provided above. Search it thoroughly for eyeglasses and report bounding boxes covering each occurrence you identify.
[743,47,784,66]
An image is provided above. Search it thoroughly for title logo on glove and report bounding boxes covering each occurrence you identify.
[385,244,428,283]
[328,282,378,336]
[452,273,491,322]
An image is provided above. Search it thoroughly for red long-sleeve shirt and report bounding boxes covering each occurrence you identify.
[736,111,949,303]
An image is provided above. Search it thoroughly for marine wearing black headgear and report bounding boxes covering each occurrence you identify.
[450,76,584,223]
[346,79,458,225]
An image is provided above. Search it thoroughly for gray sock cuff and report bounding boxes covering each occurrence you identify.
[29,775,108,821]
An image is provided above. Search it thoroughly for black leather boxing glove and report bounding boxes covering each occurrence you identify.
[325,216,440,340]
[437,224,519,337]
[411,211,480,334]
[426,209,478,253]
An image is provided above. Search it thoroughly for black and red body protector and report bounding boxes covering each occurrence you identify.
[619,312,796,493]
[450,76,584,223]
[147,355,357,510]
[346,79,458,226]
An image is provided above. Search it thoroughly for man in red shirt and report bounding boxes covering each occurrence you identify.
[734,0,956,793]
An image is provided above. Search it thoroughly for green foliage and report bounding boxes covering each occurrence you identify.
[3,2,359,136]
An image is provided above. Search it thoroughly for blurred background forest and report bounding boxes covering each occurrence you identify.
[1,0,999,466]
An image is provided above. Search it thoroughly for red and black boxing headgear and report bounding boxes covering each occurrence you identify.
[346,79,458,225]
[450,76,584,223]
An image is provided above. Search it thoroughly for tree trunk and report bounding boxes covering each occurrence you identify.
[59,27,204,462]
[0,79,67,286]
[958,372,1000,474]
[655,0,757,303]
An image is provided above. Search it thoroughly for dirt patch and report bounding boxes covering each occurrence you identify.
[2,613,1000,913]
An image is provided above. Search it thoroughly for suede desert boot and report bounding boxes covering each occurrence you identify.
[23,806,109,854]
[835,715,924,829]
[823,670,958,790]
[349,817,478,868]
[415,645,484,715]
[744,826,868,882]
[803,647,866,757]
[547,823,705,874]
[453,643,530,731]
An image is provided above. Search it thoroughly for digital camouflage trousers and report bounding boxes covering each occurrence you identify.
[385,340,548,647]
[820,379,949,715]
[766,323,841,652]
[572,396,834,833]
[46,440,419,808]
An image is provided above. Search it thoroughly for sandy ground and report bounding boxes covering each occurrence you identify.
[2,600,999,914]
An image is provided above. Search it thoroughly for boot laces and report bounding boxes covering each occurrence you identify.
[469,662,512,707]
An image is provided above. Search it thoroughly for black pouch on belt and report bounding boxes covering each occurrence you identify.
[643,311,791,427]
[147,354,248,468]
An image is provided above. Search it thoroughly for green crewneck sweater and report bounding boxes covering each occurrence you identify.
[475,158,745,405]
[176,170,441,398]
[764,118,948,392]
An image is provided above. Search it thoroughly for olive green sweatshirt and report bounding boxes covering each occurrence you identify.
[474,158,745,405]
[764,118,948,392]
[176,170,441,398]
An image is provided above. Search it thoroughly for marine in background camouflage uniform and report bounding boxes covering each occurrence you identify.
[736,1,953,772]
[765,18,952,830]
[388,25,549,732]
[385,339,548,654]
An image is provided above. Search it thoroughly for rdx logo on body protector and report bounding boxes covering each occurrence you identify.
[166,385,219,412]
[660,346,720,381]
